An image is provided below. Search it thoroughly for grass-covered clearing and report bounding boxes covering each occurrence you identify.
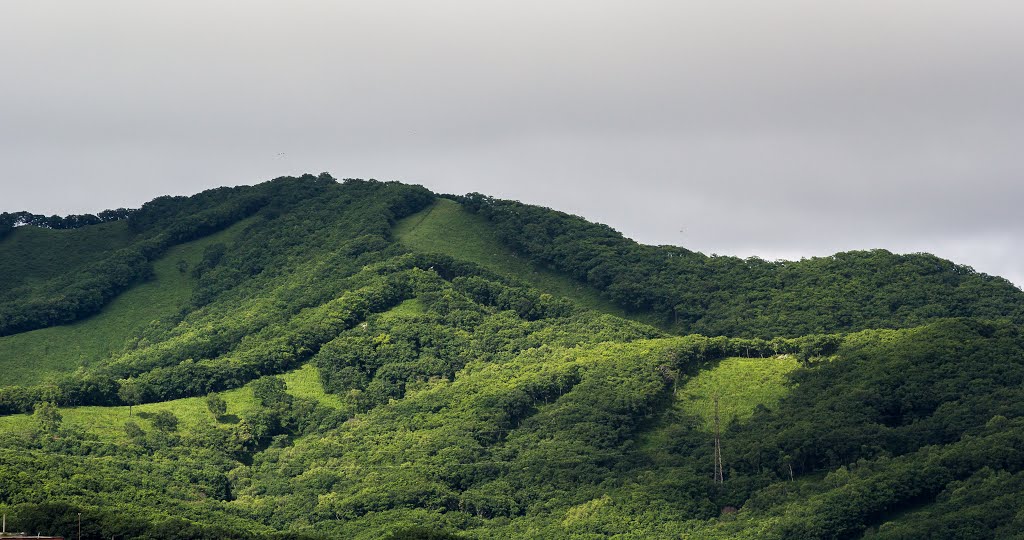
[395,199,653,323]
[677,355,800,431]
[376,298,427,322]
[0,219,253,386]
[636,355,800,466]
[284,361,344,409]
[0,363,338,440]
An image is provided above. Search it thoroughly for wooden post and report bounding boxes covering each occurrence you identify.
[713,395,724,484]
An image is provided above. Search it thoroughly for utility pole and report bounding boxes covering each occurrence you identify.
[713,395,724,484]
[78,512,82,540]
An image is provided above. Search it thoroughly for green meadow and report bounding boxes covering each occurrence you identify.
[677,355,801,431]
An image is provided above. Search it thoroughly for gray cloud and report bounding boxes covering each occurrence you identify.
[2,1,1021,287]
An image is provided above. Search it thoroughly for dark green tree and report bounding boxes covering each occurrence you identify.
[206,392,228,420]
[251,377,291,409]
[117,379,144,417]
[32,401,62,434]
[151,410,179,432]
[124,420,145,441]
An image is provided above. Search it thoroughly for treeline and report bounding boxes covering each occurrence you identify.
[0,247,151,336]
[0,208,134,241]
[0,184,270,337]
[456,193,1024,337]
[185,176,433,308]
[0,275,410,414]
[724,319,1024,477]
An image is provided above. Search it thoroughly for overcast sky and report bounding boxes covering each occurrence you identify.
[2,1,1022,287]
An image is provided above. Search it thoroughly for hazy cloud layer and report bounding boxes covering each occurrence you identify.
[2,1,1022,286]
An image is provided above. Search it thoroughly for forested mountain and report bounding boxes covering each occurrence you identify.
[456,193,1024,337]
[0,174,1022,539]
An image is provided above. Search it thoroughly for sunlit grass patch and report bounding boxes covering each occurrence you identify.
[677,355,800,431]
[0,362,339,440]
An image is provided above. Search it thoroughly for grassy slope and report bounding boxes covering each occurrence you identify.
[0,363,339,440]
[0,298,418,436]
[638,355,800,465]
[677,355,801,431]
[376,298,427,322]
[544,355,805,537]
[0,219,253,386]
[395,199,658,325]
[0,221,135,292]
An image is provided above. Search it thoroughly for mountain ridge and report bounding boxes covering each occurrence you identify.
[0,174,1022,539]
[3,175,1020,340]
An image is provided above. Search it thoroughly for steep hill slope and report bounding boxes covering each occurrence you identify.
[0,183,268,337]
[0,175,1022,539]
[456,193,1024,337]
[0,217,254,385]
[0,220,134,292]
[394,198,661,327]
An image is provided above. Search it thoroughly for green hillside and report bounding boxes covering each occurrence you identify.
[0,220,134,292]
[0,175,1022,539]
[395,198,652,323]
[457,193,1024,337]
[0,184,267,338]
[0,218,253,386]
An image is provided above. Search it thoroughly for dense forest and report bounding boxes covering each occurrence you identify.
[0,175,1021,539]
[456,193,1024,337]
